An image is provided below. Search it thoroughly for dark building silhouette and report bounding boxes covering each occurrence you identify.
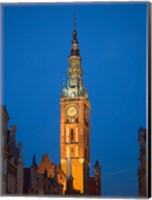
[89,160,101,195]
[137,126,147,197]
[1,105,24,194]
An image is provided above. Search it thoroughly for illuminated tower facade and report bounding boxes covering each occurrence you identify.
[60,18,90,194]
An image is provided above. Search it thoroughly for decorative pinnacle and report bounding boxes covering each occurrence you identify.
[70,15,80,56]
[32,154,37,167]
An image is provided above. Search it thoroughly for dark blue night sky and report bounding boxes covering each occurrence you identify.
[3,2,147,197]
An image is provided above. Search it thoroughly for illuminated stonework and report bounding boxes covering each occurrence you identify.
[60,97,90,194]
[60,18,101,196]
[60,21,90,194]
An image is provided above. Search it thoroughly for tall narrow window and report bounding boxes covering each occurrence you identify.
[70,129,74,141]
[71,147,74,157]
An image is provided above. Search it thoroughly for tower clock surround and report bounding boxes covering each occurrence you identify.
[64,104,79,119]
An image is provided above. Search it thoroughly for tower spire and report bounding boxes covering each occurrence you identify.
[73,15,77,40]
[61,17,88,99]
[73,15,76,32]
[31,154,37,168]
[70,16,79,56]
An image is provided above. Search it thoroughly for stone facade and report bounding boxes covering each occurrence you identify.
[37,154,66,192]
[60,97,91,194]
[1,105,24,195]
[23,154,64,195]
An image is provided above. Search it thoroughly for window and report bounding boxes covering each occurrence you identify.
[70,129,74,141]
[71,147,75,157]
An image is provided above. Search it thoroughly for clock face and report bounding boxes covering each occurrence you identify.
[65,104,79,119]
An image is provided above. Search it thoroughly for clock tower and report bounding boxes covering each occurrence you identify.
[60,18,90,194]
